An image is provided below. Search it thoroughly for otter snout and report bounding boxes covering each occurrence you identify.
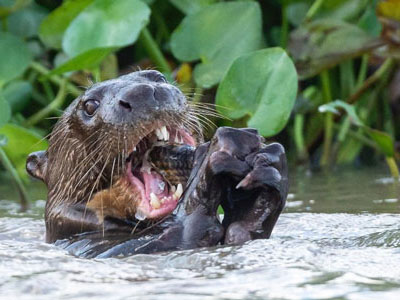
[86,71,186,126]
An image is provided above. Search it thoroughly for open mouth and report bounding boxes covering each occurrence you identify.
[125,126,196,220]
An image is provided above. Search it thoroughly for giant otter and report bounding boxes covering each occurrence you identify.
[26,70,288,258]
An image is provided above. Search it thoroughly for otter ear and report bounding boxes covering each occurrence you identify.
[26,151,48,182]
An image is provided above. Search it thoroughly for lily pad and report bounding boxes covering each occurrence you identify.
[169,0,216,15]
[48,47,116,76]
[170,1,263,88]
[8,3,48,38]
[39,0,94,49]
[0,32,32,84]
[216,48,298,137]
[62,0,150,57]
[3,80,32,113]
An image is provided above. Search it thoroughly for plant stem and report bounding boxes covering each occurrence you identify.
[356,54,369,88]
[280,0,289,48]
[339,60,354,99]
[348,58,393,104]
[139,27,172,76]
[307,58,394,152]
[0,147,29,211]
[294,114,308,162]
[306,0,325,21]
[24,79,67,127]
[333,123,376,149]
[386,157,400,179]
[337,117,351,143]
[152,8,170,41]
[333,61,355,163]
[42,80,55,103]
[29,61,81,97]
[320,70,333,168]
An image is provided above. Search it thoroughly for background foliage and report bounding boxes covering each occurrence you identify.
[0,0,399,206]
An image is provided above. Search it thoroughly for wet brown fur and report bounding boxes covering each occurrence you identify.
[37,73,223,243]
[44,101,218,230]
[86,178,137,221]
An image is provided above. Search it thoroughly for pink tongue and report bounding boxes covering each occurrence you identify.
[143,171,168,197]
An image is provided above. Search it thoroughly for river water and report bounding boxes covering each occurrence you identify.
[0,165,399,300]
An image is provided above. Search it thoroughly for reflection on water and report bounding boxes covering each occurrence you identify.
[0,165,399,300]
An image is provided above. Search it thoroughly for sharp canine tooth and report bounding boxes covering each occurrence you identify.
[174,135,180,144]
[161,126,169,141]
[133,147,137,151]
[171,185,176,193]
[150,193,161,209]
[155,128,163,140]
[174,183,183,200]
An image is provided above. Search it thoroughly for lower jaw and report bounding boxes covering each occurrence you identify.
[124,126,195,220]
[126,158,183,221]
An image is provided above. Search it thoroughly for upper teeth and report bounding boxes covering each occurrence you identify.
[173,183,183,201]
[174,134,183,144]
[155,126,169,141]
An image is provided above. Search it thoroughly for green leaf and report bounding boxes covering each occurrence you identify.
[0,94,11,128]
[3,80,32,113]
[48,47,116,75]
[316,0,369,22]
[216,48,298,137]
[7,3,48,38]
[289,19,381,79]
[0,134,7,146]
[169,0,216,15]
[39,0,94,49]
[170,1,263,88]
[287,2,309,26]
[318,100,363,126]
[0,0,30,18]
[62,0,150,57]
[358,3,382,37]
[0,32,32,84]
[366,129,395,157]
[0,124,47,179]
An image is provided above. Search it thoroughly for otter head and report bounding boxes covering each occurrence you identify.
[27,70,200,221]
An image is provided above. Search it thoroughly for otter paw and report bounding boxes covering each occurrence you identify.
[208,127,262,178]
[236,143,288,199]
[207,127,288,197]
[205,127,288,245]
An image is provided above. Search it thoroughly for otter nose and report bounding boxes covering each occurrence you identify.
[119,100,132,111]
[118,84,156,112]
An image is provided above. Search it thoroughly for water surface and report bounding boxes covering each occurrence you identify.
[0,166,399,300]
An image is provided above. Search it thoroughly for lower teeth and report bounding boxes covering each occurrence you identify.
[150,192,161,209]
[135,210,147,221]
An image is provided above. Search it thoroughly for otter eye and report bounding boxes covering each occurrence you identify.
[83,100,99,116]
